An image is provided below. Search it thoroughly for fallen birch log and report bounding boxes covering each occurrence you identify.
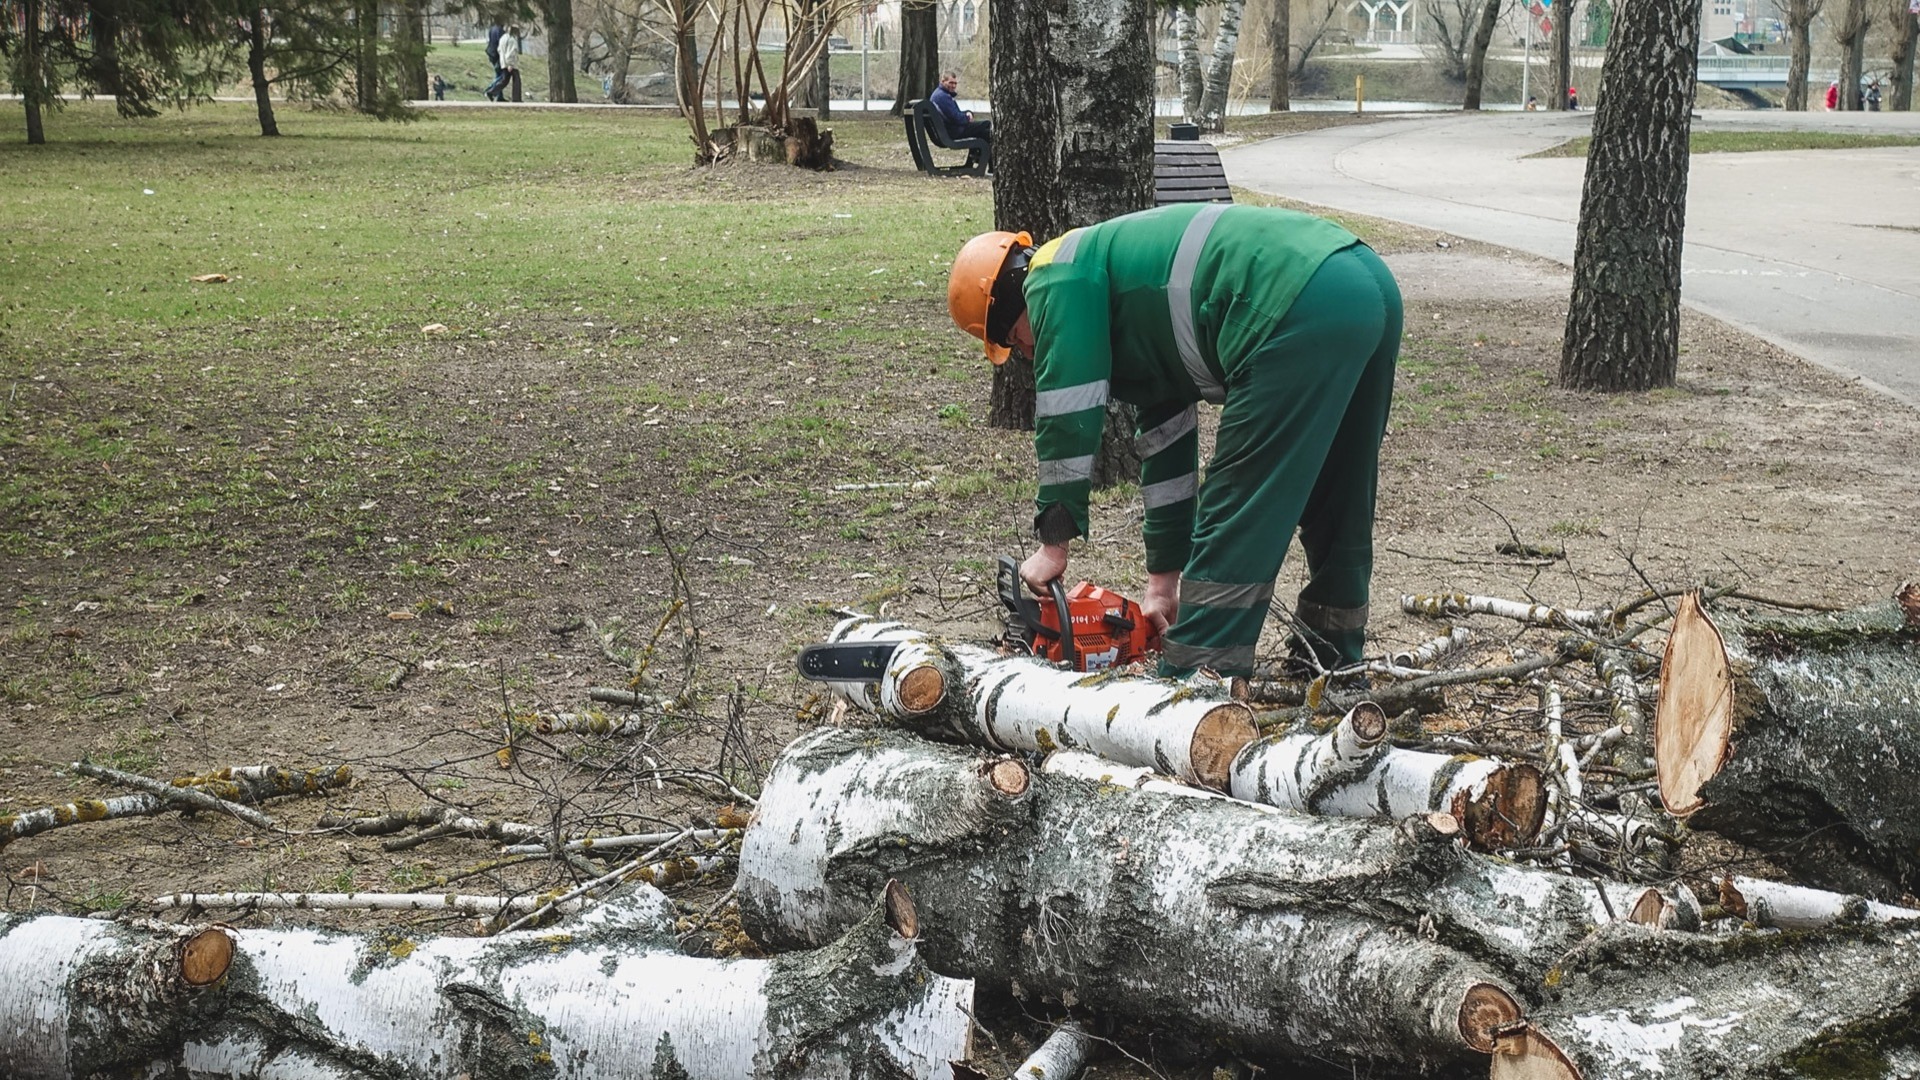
[1,883,973,1080]
[1656,586,1920,896]
[4,763,348,848]
[817,615,1257,789]
[1526,919,1920,1080]
[151,891,586,915]
[1401,592,1613,630]
[740,729,1603,1072]
[1227,702,1548,850]
[955,1021,1095,1080]
[1717,875,1920,930]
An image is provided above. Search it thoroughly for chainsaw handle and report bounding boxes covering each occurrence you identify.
[1047,577,1076,669]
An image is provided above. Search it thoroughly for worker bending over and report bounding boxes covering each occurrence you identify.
[948,205,1401,679]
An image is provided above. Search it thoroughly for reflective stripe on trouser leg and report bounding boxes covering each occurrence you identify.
[1295,245,1400,666]
[1157,244,1397,680]
[1161,578,1275,675]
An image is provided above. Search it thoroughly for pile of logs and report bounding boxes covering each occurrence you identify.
[3,583,1918,1078]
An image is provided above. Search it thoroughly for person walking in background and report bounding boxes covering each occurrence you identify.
[431,73,446,101]
[1566,86,1579,110]
[484,21,505,101]
[487,27,520,103]
[1867,81,1881,111]
[1824,81,1839,110]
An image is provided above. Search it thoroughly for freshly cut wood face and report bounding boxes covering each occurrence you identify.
[1654,591,1734,818]
[179,927,234,986]
[1491,1025,1581,1080]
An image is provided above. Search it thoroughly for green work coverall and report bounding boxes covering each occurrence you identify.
[1023,203,1402,678]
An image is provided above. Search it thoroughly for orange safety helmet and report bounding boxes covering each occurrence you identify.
[948,230,1034,365]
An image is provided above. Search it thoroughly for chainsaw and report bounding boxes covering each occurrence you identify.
[795,556,1159,681]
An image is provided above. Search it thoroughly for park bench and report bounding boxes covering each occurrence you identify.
[1153,140,1233,206]
[905,99,991,177]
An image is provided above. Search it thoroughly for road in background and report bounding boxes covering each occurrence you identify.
[1224,110,1920,406]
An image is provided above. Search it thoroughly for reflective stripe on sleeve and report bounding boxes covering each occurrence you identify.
[1168,204,1230,404]
[1142,472,1197,509]
[1135,406,1198,458]
[1179,579,1276,610]
[1035,380,1111,418]
[1038,455,1096,486]
[1053,229,1084,265]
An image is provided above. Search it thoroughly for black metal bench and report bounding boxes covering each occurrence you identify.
[1154,140,1233,205]
[905,99,990,178]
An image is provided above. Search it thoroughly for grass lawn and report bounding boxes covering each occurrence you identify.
[1535,129,1920,157]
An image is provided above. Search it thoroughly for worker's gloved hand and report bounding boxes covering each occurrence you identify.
[1142,570,1180,643]
[1020,543,1069,596]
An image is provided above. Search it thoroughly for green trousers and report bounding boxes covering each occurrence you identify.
[1158,244,1401,679]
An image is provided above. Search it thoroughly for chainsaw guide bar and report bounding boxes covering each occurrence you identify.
[796,642,902,681]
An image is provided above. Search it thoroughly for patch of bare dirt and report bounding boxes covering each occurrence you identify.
[4,215,1918,1078]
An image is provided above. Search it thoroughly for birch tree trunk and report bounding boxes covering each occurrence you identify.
[986,0,1154,428]
[0,887,974,1080]
[818,615,1257,789]
[1657,587,1920,897]
[740,729,1543,1071]
[1177,2,1206,121]
[1557,0,1701,391]
[742,728,1920,1079]
[1462,0,1504,109]
[1198,0,1247,129]
[1784,0,1822,109]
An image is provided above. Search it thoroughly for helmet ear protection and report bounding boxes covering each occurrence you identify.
[983,245,1033,353]
[948,230,1035,364]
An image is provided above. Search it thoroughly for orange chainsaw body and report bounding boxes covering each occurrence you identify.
[1039,581,1158,671]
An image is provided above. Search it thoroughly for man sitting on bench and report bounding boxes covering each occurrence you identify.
[930,71,992,170]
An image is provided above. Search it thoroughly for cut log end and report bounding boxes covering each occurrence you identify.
[1899,581,1920,627]
[1457,763,1548,851]
[1654,590,1734,818]
[895,663,948,715]
[1717,876,1749,920]
[984,757,1031,797]
[1189,703,1260,791]
[1490,1024,1582,1080]
[1627,888,1666,926]
[1348,700,1389,744]
[884,879,919,940]
[1458,983,1524,1053]
[179,926,234,987]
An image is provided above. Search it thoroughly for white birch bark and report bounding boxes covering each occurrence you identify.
[1197,0,1247,127]
[151,891,588,915]
[1401,592,1613,629]
[500,826,740,856]
[1719,875,1920,929]
[1012,1021,1093,1079]
[1175,3,1205,120]
[0,887,973,1080]
[820,615,1258,789]
[743,729,1634,1069]
[1229,705,1546,850]
[1391,626,1473,668]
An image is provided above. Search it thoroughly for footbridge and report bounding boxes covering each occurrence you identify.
[1696,55,1834,89]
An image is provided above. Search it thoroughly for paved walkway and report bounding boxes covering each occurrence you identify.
[1224,109,1920,406]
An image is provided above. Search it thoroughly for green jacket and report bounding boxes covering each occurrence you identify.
[1024,203,1360,571]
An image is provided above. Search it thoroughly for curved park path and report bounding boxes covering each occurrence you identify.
[1224,109,1920,406]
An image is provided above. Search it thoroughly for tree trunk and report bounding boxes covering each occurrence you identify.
[1549,0,1572,109]
[1228,701,1548,850]
[1656,587,1920,898]
[400,0,428,99]
[246,7,279,136]
[1197,0,1247,130]
[22,0,46,144]
[1462,0,1503,109]
[892,0,939,115]
[1269,0,1291,110]
[816,616,1258,789]
[1784,0,1820,109]
[544,0,578,103]
[743,727,1920,1080]
[986,0,1155,439]
[0,887,974,1079]
[1835,0,1871,109]
[1557,0,1700,391]
[1892,4,1918,109]
[669,0,700,116]
[1176,2,1205,121]
[354,0,379,113]
[741,728,1546,1071]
